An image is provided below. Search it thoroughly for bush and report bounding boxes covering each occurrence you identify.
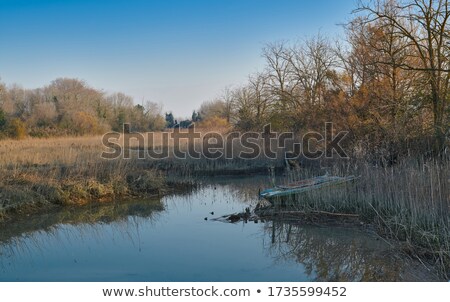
[60,111,101,135]
[196,116,230,130]
[7,118,27,139]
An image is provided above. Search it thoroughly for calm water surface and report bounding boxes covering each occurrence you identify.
[0,176,436,281]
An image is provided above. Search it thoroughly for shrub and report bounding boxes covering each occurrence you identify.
[7,118,27,139]
[60,111,101,135]
[0,108,6,130]
[196,116,230,130]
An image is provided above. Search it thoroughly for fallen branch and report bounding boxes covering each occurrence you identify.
[257,210,359,218]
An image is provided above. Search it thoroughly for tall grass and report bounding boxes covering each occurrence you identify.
[269,157,449,278]
[0,135,170,220]
[1,134,448,277]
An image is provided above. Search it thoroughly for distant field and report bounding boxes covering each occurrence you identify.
[0,128,240,168]
[0,133,171,168]
[0,136,104,167]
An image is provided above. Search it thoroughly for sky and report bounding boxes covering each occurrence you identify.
[0,0,356,117]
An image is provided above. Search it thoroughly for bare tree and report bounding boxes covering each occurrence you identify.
[262,41,296,110]
[356,0,450,152]
[288,34,337,107]
[220,86,235,124]
[232,85,256,130]
[248,72,271,126]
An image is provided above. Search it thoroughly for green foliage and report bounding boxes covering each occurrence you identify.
[114,111,126,132]
[192,110,201,122]
[0,108,6,130]
[165,112,175,128]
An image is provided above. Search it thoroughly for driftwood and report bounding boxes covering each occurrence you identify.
[212,206,359,224]
[273,210,359,217]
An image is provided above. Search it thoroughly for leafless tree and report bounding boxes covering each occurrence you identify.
[262,41,296,110]
[356,0,450,152]
[288,34,337,107]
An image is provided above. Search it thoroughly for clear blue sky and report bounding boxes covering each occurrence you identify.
[0,0,356,117]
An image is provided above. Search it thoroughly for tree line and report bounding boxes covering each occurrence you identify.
[0,78,166,138]
[1,0,448,159]
[198,0,449,158]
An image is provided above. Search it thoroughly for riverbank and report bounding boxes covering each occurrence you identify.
[256,158,450,279]
[0,162,166,221]
[0,136,448,279]
[0,177,442,281]
[0,135,189,221]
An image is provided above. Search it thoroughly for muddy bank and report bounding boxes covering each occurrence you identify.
[0,197,164,247]
[0,165,193,222]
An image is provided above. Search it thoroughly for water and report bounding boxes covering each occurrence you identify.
[0,176,437,281]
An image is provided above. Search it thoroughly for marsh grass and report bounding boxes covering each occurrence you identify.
[1,134,448,277]
[266,158,450,278]
[0,160,166,215]
[0,135,170,220]
[261,219,442,281]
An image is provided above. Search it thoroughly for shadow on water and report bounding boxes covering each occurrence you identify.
[0,176,441,281]
[0,198,165,242]
[0,198,164,275]
[262,219,439,281]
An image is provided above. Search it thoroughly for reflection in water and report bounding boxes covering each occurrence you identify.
[0,176,439,281]
[263,220,427,281]
[0,199,164,276]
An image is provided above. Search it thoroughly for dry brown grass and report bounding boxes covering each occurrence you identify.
[1,129,249,217]
[0,131,276,220]
[0,132,175,168]
[1,133,448,277]
[271,158,450,278]
[0,136,104,167]
[0,134,172,219]
[0,129,237,168]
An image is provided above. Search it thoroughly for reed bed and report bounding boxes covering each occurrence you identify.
[270,158,450,278]
[1,134,448,277]
[0,135,172,220]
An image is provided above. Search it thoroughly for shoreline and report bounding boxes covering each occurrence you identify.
[0,180,445,282]
[0,156,448,279]
[0,166,192,222]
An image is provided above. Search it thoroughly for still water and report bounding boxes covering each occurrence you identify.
[0,176,437,281]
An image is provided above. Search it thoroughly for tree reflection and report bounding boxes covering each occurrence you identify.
[262,219,438,281]
[0,198,164,271]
